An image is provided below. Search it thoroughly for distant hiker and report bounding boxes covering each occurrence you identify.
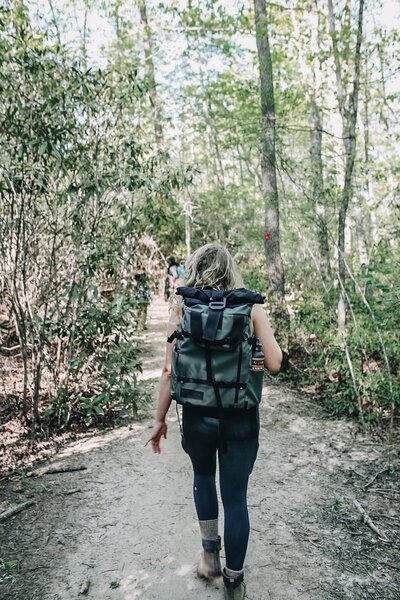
[134,272,151,329]
[167,255,179,285]
[176,259,185,283]
[164,255,179,301]
[146,243,288,599]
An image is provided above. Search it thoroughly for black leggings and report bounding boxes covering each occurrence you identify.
[182,405,259,571]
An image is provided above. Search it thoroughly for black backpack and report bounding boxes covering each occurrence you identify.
[169,287,265,411]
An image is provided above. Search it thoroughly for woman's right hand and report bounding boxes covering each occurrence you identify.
[145,421,168,454]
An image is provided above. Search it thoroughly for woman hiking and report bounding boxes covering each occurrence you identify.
[146,243,285,599]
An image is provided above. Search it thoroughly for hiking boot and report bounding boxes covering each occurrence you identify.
[222,568,246,600]
[197,536,222,579]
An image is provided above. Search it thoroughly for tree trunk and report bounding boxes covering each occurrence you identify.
[138,0,163,148]
[253,0,287,332]
[195,37,225,190]
[291,3,332,286]
[183,199,192,257]
[361,58,375,298]
[353,202,368,267]
[309,98,332,284]
[328,0,365,333]
[309,5,332,284]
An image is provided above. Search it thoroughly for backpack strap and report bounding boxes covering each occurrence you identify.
[167,330,183,343]
[167,331,177,344]
[186,290,227,343]
[203,290,226,341]
[204,345,228,453]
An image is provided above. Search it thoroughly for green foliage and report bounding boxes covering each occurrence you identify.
[0,4,187,430]
[1,560,20,573]
[241,263,267,293]
[43,288,146,426]
[0,558,21,585]
[289,264,400,422]
[110,581,120,589]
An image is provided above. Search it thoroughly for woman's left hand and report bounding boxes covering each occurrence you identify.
[145,421,168,454]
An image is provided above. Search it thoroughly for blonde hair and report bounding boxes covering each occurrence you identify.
[184,243,243,290]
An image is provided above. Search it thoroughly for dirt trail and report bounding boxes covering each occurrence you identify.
[1,298,399,600]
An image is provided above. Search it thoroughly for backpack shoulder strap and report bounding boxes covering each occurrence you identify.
[204,289,225,341]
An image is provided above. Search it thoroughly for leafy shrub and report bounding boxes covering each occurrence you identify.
[241,264,267,293]
[289,276,399,424]
[0,7,189,431]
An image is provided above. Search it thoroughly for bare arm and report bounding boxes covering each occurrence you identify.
[146,307,181,453]
[251,304,283,373]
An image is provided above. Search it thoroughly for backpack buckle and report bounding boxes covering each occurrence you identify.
[209,298,226,310]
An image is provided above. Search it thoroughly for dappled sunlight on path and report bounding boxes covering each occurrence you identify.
[137,296,169,382]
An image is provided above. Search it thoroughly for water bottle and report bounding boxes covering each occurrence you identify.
[251,339,264,372]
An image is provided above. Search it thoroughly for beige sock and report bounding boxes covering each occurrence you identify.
[225,567,243,579]
[198,518,219,541]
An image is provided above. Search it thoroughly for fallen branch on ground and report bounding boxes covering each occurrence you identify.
[353,499,390,542]
[367,489,400,500]
[30,465,87,476]
[0,345,23,354]
[363,466,391,490]
[0,500,35,522]
[63,488,82,495]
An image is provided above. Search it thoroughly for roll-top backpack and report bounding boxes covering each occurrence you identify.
[169,286,265,411]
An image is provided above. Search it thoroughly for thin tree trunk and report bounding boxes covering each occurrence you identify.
[195,37,225,190]
[328,0,365,333]
[138,0,163,148]
[376,42,389,130]
[235,147,245,187]
[11,296,29,423]
[183,199,192,257]
[47,0,61,45]
[73,4,88,67]
[310,5,332,283]
[291,4,332,285]
[353,202,368,266]
[361,58,376,299]
[309,99,332,283]
[253,0,287,332]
